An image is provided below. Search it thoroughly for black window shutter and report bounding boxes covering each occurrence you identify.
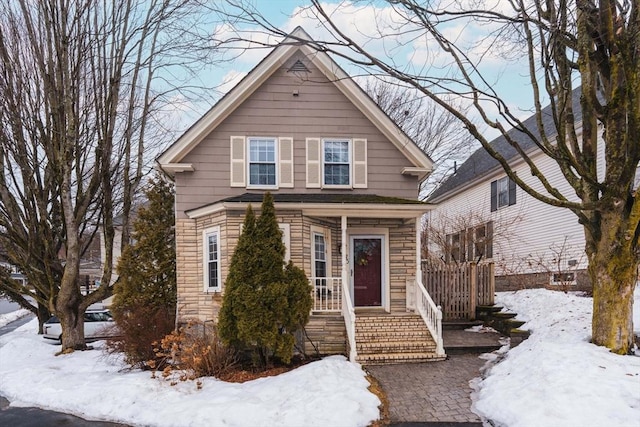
[490,180,497,212]
[467,228,474,261]
[508,178,517,206]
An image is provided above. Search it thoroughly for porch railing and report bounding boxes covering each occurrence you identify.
[310,277,342,312]
[310,277,356,362]
[415,278,445,357]
[342,279,357,362]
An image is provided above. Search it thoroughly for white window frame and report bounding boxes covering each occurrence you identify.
[247,137,278,189]
[496,176,509,208]
[322,138,351,188]
[311,227,332,278]
[239,222,290,263]
[202,226,221,291]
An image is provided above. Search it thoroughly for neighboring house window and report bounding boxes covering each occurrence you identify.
[446,221,494,263]
[323,139,350,186]
[490,177,516,211]
[446,231,466,263]
[248,137,277,187]
[467,221,494,261]
[203,226,221,291]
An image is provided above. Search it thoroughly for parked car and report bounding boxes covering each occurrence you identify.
[43,307,118,343]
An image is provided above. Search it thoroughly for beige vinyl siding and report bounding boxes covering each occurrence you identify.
[175,51,419,217]
[429,149,587,277]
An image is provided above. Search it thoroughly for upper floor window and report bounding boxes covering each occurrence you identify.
[230,136,294,189]
[248,137,277,187]
[491,177,516,211]
[323,139,350,186]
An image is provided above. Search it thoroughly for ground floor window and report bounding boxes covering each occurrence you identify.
[313,232,327,279]
[203,226,221,291]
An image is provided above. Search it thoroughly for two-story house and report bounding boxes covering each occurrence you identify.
[426,89,638,290]
[157,27,445,364]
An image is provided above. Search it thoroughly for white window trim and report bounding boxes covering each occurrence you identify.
[311,225,332,278]
[496,176,509,208]
[322,138,352,188]
[279,223,291,263]
[202,226,221,292]
[239,222,290,263]
[247,136,278,189]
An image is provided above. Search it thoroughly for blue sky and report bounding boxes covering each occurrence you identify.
[172,1,543,142]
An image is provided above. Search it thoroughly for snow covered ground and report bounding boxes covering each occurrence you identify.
[0,308,30,328]
[472,287,640,427]
[0,287,638,426]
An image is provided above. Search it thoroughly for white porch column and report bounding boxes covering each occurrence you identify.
[341,215,348,297]
[416,214,423,280]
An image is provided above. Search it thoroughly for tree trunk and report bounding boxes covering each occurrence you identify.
[36,300,51,335]
[587,210,637,354]
[57,286,87,351]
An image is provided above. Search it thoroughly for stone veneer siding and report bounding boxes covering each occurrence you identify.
[176,212,418,327]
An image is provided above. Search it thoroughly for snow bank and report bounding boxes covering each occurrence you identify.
[0,320,380,427]
[472,287,640,427]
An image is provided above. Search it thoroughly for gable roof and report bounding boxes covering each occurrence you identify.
[427,88,583,202]
[156,27,432,177]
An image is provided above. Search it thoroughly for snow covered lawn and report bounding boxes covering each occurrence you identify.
[0,322,380,427]
[0,287,638,426]
[473,287,640,427]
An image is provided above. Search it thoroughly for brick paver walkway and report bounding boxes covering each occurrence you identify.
[366,354,486,424]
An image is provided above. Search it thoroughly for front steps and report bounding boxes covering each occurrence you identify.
[355,314,445,365]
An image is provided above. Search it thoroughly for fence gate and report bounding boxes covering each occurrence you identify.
[422,262,495,320]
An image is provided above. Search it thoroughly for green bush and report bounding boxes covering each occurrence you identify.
[218,192,312,367]
[108,176,177,368]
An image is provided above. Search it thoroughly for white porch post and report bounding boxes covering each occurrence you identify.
[416,214,423,281]
[341,215,348,297]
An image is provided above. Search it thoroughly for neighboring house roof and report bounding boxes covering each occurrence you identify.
[156,26,433,177]
[428,88,583,203]
[186,193,432,220]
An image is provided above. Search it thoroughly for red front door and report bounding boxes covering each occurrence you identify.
[352,237,382,306]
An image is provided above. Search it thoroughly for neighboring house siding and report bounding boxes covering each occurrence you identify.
[429,149,586,280]
[174,53,419,218]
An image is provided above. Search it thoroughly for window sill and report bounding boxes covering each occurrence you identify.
[247,185,279,190]
[322,185,352,190]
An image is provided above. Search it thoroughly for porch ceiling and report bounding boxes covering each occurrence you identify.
[186,193,434,219]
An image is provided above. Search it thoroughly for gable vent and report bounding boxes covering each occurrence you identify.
[288,59,310,73]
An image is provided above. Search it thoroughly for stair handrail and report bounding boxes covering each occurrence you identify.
[342,281,357,362]
[415,278,445,357]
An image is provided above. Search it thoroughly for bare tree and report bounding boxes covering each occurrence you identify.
[363,80,474,195]
[213,0,639,354]
[0,0,215,351]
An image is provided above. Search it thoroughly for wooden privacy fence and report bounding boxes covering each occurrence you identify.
[422,262,495,320]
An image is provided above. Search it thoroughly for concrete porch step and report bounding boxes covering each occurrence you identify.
[354,313,443,364]
[357,351,446,365]
[358,342,437,354]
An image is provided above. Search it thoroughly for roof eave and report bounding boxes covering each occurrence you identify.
[186,201,433,220]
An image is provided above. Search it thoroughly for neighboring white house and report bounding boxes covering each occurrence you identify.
[427,91,639,290]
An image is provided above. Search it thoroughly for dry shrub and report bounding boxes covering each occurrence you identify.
[106,305,175,370]
[151,320,237,382]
